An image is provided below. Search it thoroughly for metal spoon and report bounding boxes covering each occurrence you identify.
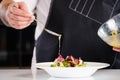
[34,18,62,53]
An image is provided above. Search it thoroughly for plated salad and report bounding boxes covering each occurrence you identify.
[51,54,87,67]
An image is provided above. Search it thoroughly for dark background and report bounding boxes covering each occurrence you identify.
[0,1,36,68]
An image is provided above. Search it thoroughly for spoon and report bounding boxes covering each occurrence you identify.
[34,18,62,53]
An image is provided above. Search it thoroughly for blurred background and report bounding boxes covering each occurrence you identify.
[0,0,36,68]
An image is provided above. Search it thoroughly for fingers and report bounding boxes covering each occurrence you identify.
[18,2,29,12]
[7,15,34,29]
[8,2,31,17]
[112,47,120,52]
[7,9,32,21]
[6,2,34,29]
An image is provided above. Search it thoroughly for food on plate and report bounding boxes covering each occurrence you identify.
[51,54,87,67]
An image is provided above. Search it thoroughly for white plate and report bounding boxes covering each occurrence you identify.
[36,62,110,78]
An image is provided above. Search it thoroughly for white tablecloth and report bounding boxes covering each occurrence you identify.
[0,69,120,80]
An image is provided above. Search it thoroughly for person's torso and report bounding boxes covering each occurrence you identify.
[36,0,120,68]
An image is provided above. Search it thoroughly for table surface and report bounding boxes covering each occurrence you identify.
[0,69,120,80]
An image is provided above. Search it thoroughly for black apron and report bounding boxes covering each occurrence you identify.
[35,0,120,69]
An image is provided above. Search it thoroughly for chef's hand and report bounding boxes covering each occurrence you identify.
[5,2,34,29]
[112,47,120,52]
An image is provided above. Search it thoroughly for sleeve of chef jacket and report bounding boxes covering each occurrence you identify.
[31,0,52,76]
